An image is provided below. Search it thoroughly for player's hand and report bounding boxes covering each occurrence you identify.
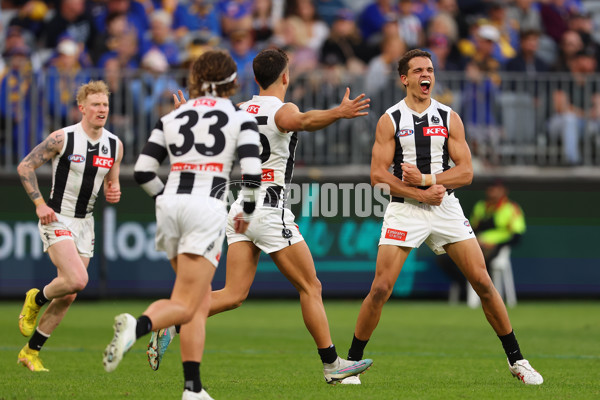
[420,185,446,206]
[105,181,121,203]
[338,87,370,119]
[400,163,422,186]
[36,203,58,225]
[173,90,187,110]
[233,212,250,234]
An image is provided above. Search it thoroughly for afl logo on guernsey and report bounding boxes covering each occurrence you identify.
[396,129,414,138]
[68,154,85,163]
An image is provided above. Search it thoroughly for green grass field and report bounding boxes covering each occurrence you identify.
[1,299,599,399]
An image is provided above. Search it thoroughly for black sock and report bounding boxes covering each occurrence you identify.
[348,335,369,361]
[318,344,338,364]
[175,325,181,334]
[135,315,152,339]
[28,328,50,351]
[183,361,202,393]
[499,330,523,366]
[34,290,49,306]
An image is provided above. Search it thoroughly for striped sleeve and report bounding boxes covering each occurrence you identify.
[237,115,262,214]
[134,120,168,198]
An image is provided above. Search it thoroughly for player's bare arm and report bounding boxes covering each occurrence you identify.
[401,111,472,190]
[275,87,369,132]
[17,130,64,224]
[371,114,445,205]
[103,139,124,204]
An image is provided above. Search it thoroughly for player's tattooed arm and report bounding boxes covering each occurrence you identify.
[17,130,64,204]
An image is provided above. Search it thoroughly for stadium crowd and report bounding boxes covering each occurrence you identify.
[1,0,600,165]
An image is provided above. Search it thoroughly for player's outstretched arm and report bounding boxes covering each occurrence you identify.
[274,87,369,132]
[104,139,124,203]
[17,130,64,224]
[371,114,445,206]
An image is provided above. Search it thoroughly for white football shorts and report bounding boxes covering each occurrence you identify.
[378,192,475,254]
[155,194,227,266]
[226,202,304,254]
[38,213,95,258]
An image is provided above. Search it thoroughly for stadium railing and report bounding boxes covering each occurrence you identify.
[1,69,600,170]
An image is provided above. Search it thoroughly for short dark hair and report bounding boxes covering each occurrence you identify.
[253,48,289,90]
[397,49,433,77]
[189,49,238,98]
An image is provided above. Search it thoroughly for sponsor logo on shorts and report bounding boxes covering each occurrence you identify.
[261,168,275,182]
[68,154,85,163]
[216,252,221,262]
[397,129,414,137]
[246,105,260,114]
[54,229,72,237]
[193,98,216,107]
[423,127,448,137]
[385,228,407,241]
[92,155,114,168]
[171,162,224,172]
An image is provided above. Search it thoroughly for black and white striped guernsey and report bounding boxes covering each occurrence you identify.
[47,122,119,218]
[134,96,262,201]
[239,95,298,208]
[385,98,453,201]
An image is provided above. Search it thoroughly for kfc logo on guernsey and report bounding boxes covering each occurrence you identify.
[246,105,261,114]
[423,127,448,137]
[261,168,275,182]
[68,154,85,163]
[93,156,114,168]
[385,228,407,241]
[193,98,216,107]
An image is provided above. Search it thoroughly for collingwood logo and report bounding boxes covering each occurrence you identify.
[102,145,109,154]
[431,116,440,124]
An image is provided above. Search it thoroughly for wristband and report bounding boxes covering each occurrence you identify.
[420,174,426,186]
[33,198,45,207]
[431,174,436,185]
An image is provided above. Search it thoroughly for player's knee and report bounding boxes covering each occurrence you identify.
[68,272,88,293]
[370,282,394,305]
[470,274,494,298]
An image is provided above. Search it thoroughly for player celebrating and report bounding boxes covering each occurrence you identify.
[345,49,543,385]
[17,80,123,371]
[102,50,262,400]
[147,48,373,385]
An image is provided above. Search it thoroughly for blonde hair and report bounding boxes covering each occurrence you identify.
[76,80,110,106]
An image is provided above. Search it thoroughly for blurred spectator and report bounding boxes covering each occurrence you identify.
[505,29,549,74]
[141,10,180,68]
[470,180,526,268]
[552,29,583,72]
[278,16,319,77]
[252,0,278,47]
[0,44,43,164]
[436,0,469,39]
[357,0,398,44]
[315,0,347,27]
[548,49,599,165]
[397,0,423,49]
[93,0,149,44]
[285,0,330,54]
[425,33,465,71]
[462,24,503,164]
[568,11,600,71]
[218,0,253,36]
[486,0,519,63]
[319,8,375,73]
[90,12,131,65]
[172,0,221,42]
[0,25,30,72]
[43,0,98,51]
[364,34,405,98]
[97,29,140,69]
[228,28,258,97]
[103,57,133,143]
[44,38,90,130]
[539,0,574,44]
[7,0,48,40]
[411,0,437,27]
[506,0,543,32]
